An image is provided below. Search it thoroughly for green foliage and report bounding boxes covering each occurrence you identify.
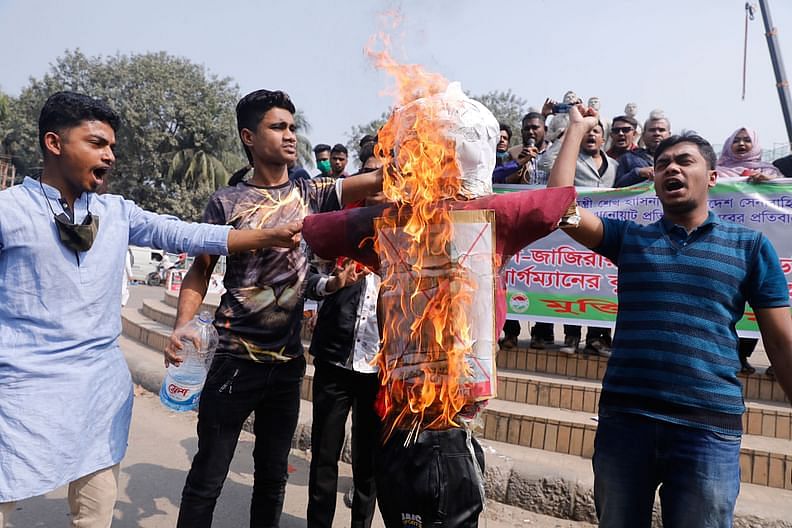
[345,90,527,162]
[3,50,246,219]
[469,89,529,147]
[293,109,314,169]
[345,109,391,163]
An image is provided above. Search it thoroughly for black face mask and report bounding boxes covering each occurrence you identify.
[40,179,99,252]
[53,211,99,252]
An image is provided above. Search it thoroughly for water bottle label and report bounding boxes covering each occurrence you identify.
[159,378,203,411]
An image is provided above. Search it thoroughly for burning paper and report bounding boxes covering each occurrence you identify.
[375,209,497,439]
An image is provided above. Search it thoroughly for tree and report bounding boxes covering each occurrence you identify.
[469,90,529,146]
[294,109,314,169]
[345,90,528,162]
[345,110,390,162]
[4,50,245,219]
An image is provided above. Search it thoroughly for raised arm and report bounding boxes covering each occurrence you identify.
[547,105,605,249]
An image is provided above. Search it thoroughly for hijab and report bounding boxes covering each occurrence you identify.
[716,127,782,179]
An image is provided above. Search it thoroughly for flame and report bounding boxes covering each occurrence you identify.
[367,34,477,442]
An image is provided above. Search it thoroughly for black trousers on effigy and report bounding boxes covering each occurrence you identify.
[375,427,485,528]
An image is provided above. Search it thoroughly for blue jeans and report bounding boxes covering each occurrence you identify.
[593,411,741,528]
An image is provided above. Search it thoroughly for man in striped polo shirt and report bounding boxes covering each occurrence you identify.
[548,105,792,527]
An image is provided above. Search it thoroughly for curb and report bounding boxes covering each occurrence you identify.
[123,350,792,527]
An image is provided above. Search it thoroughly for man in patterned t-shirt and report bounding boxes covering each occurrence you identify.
[164,89,383,527]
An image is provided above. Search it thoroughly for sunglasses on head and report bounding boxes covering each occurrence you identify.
[611,126,634,134]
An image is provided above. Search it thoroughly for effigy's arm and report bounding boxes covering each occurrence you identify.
[302,186,577,266]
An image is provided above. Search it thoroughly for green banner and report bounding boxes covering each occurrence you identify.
[497,181,792,337]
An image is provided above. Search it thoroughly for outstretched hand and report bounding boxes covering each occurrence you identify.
[269,220,303,249]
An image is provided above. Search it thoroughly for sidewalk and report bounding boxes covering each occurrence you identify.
[120,326,792,527]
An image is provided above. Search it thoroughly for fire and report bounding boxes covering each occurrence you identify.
[367,38,479,442]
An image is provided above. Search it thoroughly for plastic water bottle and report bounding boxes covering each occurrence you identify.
[159,311,218,412]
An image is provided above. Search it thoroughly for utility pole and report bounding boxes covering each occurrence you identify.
[757,0,792,147]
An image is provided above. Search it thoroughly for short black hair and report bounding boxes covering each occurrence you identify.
[499,123,512,140]
[521,112,545,128]
[331,143,348,155]
[313,143,331,155]
[358,142,375,167]
[38,91,120,153]
[611,115,638,129]
[358,134,377,148]
[654,132,717,170]
[236,89,295,164]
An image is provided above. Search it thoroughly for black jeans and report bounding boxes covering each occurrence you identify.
[738,337,758,363]
[177,354,305,528]
[531,322,554,341]
[502,319,521,338]
[375,428,485,528]
[307,359,381,528]
[564,325,611,343]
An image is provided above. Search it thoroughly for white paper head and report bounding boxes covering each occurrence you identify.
[390,82,499,199]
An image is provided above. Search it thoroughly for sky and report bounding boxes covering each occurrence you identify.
[2,0,792,164]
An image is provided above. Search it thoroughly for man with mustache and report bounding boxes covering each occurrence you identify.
[548,105,792,527]
[614,113,671,188]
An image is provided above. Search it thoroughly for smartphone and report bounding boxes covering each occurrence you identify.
[553,103,573,114]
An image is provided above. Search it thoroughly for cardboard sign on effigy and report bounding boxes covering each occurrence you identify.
[376,208,497,403]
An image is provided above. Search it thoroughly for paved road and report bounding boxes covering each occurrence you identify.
[7,389,593,527]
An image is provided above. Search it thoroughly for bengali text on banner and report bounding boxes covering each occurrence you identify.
[495,180,792,337]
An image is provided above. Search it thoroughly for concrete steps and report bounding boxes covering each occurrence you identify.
[496,370,792,441]
[122,294,792,491]
[120,291,792,525]
[497,343,790,404]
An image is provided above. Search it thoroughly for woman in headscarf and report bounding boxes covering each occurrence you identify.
[717,127,781,375]
[716,127,782,182]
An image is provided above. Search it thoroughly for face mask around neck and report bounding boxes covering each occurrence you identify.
[39,179,99,252]
[53,211,99,252]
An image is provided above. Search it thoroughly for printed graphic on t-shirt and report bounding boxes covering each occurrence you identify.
[204,178,339,361]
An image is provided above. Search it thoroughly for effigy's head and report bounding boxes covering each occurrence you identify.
[376,82,499,202]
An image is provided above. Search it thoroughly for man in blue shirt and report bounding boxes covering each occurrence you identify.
[0,92,302,528]
[548,105,792,527]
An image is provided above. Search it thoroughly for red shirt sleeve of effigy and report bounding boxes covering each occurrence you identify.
[454,186,577,258]
[455,186,577,331]
[302,203,389,271]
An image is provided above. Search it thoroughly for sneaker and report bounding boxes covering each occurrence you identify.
[500,335,518,350]
[584,338,611,358]
[740,360,756,375]
[560,335,580,355]
[766,365,775,378]
[529,336,545,350]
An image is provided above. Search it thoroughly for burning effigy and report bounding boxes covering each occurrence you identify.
[303,53,576,525]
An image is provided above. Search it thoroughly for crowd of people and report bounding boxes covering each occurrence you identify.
[494,93,792,376]
[0,87,791,528]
